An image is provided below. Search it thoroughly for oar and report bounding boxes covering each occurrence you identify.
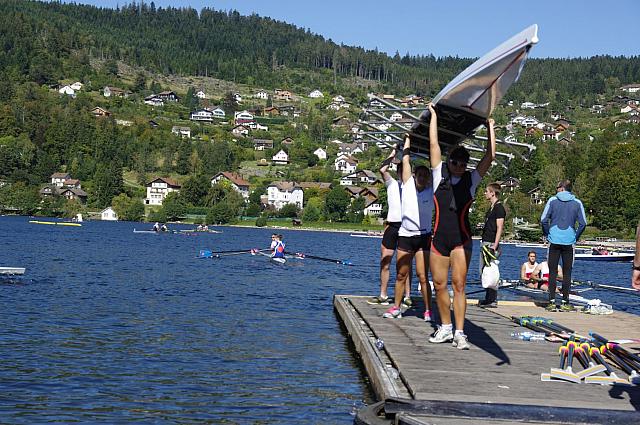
[291,252,354,266]
[576,280,640,295]
[585,345,629,385]
[550,340,581,383]
[575,343,607,378]
[596,342,640,384]
[196,248,270,258]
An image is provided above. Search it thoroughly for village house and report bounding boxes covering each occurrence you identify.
[274,89,292,101]
[59,188,88,204]
[254,90,269,100]
[190,109,214,122]
[157,91,179,102]
[234,110,255,125]
[280,137,294,147]
[144,95,163,106]
[313,147,327,161]
[171,126,191,139]
[145,177,181,206]
[309,89,324,98]
[339,170,378,186]
[334,154,358,174]
[101,207,118,221]
[231,125,250,137]
[267,181,304,210]
[390,112,403,122]
[277,105,295,116]
[103,86,130,98]
[528,187,545,205]
[210,107,226,118]
[344,186,382,217]
[211,172,250,200]
[620,83,640,94]
[58,85,75,97]
[272,149,289,165]
[337,142,364,156]
[298,182,332,191]
[253,138,274,151]
[50,173,71,187]
[498,177,520,193]
[246,122,268,131]
[196,90,207,99]
[70,82,83,91]
[264,106,280,116]
[116,119,132,126]
[91,107,111,118]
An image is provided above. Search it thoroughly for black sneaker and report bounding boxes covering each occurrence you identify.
[478,300,497,308]
[367,296,390,306]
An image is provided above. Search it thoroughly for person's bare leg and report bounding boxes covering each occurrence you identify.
[430,253,451,325]
[379,245,395,298]
[415,250,431,311]
[450,248,471,332]
[392,250,413,308]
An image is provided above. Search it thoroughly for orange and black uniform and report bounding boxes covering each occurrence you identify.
[432,168,475,256]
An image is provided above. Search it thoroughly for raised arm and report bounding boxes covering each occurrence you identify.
[475,118,496,177]
[428,103,441,168]
[379,146,396,182]
[401,134,412,184]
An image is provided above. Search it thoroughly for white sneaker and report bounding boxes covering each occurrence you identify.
[428,326,453,343]
[452,333,470,350]
[382,306,402,319]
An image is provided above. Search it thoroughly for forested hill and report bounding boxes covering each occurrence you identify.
[2,0,640,101]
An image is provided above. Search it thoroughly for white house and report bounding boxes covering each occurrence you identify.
[103,86,129,98]
[309,89,324,98]
[390,112,403,121]
[58,85,75,96]
[196,90,207,99]
[267,181,304,210]
[210,107,226,118]
[339,170,378,186]
[171,126,191,138]
[334,154,358,174]
[313,147,327,161]
[70,82,83,91]
[190,109,213,122]
[101,207,118,221]
[231,125,250,137]
[620,84,640,94]
[145,177,181,206]
[144,95,163,106]
[521,101,537,109]
[332,95,345,103]
[254,90,269,100]
[337,143,363,156]
[51,172,71,187]
[234,110,254,125]
[272,149,289,165]
[211,172,250,200]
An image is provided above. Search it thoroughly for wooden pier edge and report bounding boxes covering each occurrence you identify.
[333,294,411,400]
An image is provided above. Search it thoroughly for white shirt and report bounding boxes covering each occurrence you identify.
[432,162,482,198]
[399,176,434,237]
[385,177,402,223]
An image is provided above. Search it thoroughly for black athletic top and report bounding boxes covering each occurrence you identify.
[433,169,474,244]
[482,202,506,243]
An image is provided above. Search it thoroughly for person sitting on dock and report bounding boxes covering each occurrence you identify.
[428,104,496,350]
[527,260,563,292]
[520,251,539,282]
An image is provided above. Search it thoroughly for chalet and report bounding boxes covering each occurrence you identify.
[247,122,269,131]
[58,85,75,97]
[620,83,640,94]
[339,170,378,186]
[253,138,274,151]
[196,90,207,99]
[157,91,179,102]
[498,177,520,193]
[60,188,88,203]
[332,95,345,103]
[115,119,133,126]
[313,147,327,160]
[51,173,71,187]
[264,106,280,117]
[70,82,83,91]
[101,207,118,221]
[211,172,250,200]
[210,107,226,118]
[274,89,292,101]
[528,187,545,205]
[280,137,294,146]
[298,182,332,191]
[278,105,295,116]
[343,186,382,216]
[390,112,403,122]
[521,101,537,109]
[91,107,111,118]
[327,102,341,111]
[254,90,269,100]
[334,154,358,174]
[337,142,363,156]
[103,86,130,98]
[272,150,289,165]
[190,109,214,122]
[332,116,351,127]
[63,179,81,189]
[234,110,255,125]
[558,137,573,146]
[267,181,304,210]
[231,125,250,137]
[309,89,324,98]
[144,95,163,106]
[171,126,191,139]
[145,177,181,206]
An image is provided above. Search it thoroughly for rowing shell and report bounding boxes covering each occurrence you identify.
[29,220,82,227]
[0,267,25,276]
[254,250,286,265]
[409,24,539,156]
[574,252,634,262]
[501,280,612,309]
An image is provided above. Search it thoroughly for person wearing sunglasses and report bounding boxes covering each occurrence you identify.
[427,103,496,350]
[540,179,587,311]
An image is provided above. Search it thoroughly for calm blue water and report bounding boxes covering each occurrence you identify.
[0,216,637,423]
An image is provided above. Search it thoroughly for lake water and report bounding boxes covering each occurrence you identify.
[1,216,636,423]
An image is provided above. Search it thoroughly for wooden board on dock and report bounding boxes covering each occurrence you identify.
[335,295,640,423]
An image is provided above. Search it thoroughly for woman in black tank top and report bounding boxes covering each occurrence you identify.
[426,104,496,349]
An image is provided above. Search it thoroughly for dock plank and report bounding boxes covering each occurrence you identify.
[336,295,640,414]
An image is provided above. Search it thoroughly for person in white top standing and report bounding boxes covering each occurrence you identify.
[368,148,411,306]
[383,120,435,321]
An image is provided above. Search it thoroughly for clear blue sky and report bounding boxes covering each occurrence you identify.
[61,0,638,59]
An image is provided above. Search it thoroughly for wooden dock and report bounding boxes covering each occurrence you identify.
[334,295,640,424]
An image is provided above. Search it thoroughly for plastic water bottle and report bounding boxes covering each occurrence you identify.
[510,331,545,342]
[374,338,384,350]
[386,365,399,379]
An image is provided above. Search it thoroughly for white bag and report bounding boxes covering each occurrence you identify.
[481,260,500,290]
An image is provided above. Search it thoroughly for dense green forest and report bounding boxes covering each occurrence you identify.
[0,0,638,235]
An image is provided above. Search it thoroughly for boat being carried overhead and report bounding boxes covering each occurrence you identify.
[360,24,539,167]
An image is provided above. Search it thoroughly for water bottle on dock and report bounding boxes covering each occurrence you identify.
[510,331,545,342]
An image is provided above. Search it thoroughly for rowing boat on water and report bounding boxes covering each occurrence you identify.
[0,267,25,275]
[29,220,82,227]
[500,279,612,310]
[350,233,383,239]
[133,229,160,234]
[254,250,286,264]
[574,252,634,262]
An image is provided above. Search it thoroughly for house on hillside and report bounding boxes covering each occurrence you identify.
[344,186,382,216]
[157,91,179,102]
[196,90,207,99]
[101,207,118,221]
[211,172,250,200]
[144,95,163,106]
[51,173,71,187]
[234,110,254,125]
[171,126,191,139]
[210,107,226,118]
[58,85,75,97]
[103,86,130,98]
[339,170,378,186]
[274,89,292,101]
[231,125,250,137]
[298,182,332,191]
[334,154,358,174]
[309,89,324,98]
[264,106,280,116]
[59,188,88,204]
[145,177,181,206]
[253,138,273,151]
[70,82,83,91]
[190,109,214,122]
[91,107,111,118]
[620,84,640,94]
[313,147,327,161]
[255,90,269,100]
[272,150,289,165]
[267,181,303,210]
[528,187,545,205]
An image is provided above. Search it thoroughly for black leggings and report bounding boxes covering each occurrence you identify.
[547,243,574,303]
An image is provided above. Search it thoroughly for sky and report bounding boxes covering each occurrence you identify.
[60,0,639,59]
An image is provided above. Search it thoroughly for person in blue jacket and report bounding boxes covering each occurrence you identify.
[540,179,587,311]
